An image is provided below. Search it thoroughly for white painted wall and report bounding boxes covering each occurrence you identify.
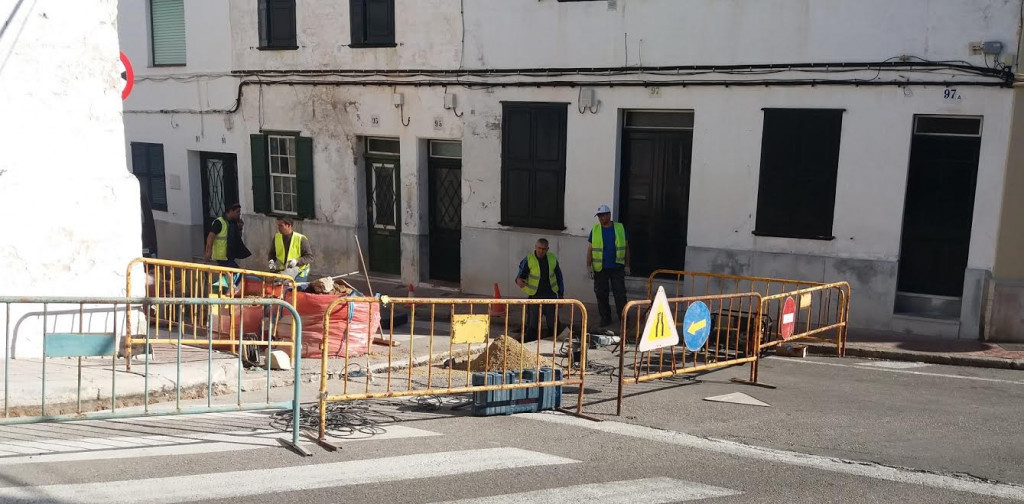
[233,84,465,281]
[120,0,240,259]
[0,0,141,357]
[465,0,1021,69]
[455,84,1014,301]
[229,0,462,70]
[122,0,1023,335]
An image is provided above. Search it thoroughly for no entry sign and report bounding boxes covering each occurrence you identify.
[120,51,134,101]
[780,296,797,339]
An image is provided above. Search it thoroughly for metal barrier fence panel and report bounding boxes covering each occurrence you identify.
[647,269,852,357]
[647,269,823,301]
[317,297,589,441]
[616,292,764,415]
[124,258,299,369]
[758,281,851,358]
[0,296,306,454]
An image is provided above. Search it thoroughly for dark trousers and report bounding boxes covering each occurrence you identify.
[524,294,558,341]
[594,267,627,324]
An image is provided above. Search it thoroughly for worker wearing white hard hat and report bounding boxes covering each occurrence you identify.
[586,204,630,327]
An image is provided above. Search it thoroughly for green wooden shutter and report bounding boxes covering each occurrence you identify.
[296,136,315,219]
[147,144,168,211]
[250,134,270,214]
[257,0,269,48]
[150,0,185,65]
[350,0,366,45]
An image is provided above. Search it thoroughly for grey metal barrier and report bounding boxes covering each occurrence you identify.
[0,296,308,456]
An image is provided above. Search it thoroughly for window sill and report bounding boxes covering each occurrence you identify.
[257,46,299,51]
[348,43,398,49]
[498,222,568,232]
[752,230,836,241]
[151,63,186,68]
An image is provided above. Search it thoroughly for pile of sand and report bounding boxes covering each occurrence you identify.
[460,335,556,372]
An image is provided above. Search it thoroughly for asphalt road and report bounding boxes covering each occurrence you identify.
[0,353,1021,503]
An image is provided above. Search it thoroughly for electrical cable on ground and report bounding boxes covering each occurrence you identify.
[270,402,401,437]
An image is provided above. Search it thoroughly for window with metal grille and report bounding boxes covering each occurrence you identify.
[350,0,395,48]
[150,0,185,66]
[130,142,168,212]
[753,109,844,240]
[258,0,297,50]
[249,133,315,219]
[500,102,568,230]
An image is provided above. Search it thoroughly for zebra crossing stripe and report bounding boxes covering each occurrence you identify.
[429,477,741,503]
[522,413,1024,501]
[0,425,439,465]
[0,448,578,504]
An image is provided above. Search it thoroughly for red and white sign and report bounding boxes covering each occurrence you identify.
[780,296,797,339]
[119,51,134,101]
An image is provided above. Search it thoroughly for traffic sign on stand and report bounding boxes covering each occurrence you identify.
[682,301,712,351]
[637,286,680,352]
[780,296,797,339]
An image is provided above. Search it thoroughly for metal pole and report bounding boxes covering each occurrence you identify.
[41,304,47,417]
[112,302,118,414]
[176,304,183,412]
[4,302,9,418]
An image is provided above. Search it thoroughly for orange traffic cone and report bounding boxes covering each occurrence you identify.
[490,283,506,317]
[408,283,415,297]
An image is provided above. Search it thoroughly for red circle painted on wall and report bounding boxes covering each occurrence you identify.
[780,296,797,339]
[120,51,134,101]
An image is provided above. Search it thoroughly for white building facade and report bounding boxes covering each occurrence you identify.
[120,0,1024,341]
[0,0,141,357]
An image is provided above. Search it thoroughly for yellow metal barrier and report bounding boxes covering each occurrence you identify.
[124,258,298,370]
[616,292,764,415]
[758,281,851,357]
[644,269,851,383]
[317,296,589,442]
[647,269,823,300]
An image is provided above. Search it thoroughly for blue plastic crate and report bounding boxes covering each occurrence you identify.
[522,367,562,411]
[471,371,517,416]
[472,367,562,416]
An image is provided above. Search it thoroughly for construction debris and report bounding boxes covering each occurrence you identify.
[307,277,354,296]
[458,335,556,372]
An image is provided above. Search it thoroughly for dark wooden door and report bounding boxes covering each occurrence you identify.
[366,157,401,275]
[199,152,239,235]
[620,131,693,277]
[429,157,461,282]
[898,133,981,296]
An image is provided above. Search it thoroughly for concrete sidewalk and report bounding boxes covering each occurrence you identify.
[0,346,240,415]
[808,330,1024,370]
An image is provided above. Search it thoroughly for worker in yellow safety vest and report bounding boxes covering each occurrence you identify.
[267,217,314,282]
[515,238,565,342]
[586,204,630,327]
[203,203,250,267]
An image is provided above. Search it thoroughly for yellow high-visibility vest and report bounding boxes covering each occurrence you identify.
[521,253,560,296]
[590,223,626,272]
[211,217,229,261]
[274,232,310,277]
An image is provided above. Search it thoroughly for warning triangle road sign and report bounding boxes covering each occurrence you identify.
[638,286,680,352]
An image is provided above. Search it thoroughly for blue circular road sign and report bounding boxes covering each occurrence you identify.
[682,301,712,351]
